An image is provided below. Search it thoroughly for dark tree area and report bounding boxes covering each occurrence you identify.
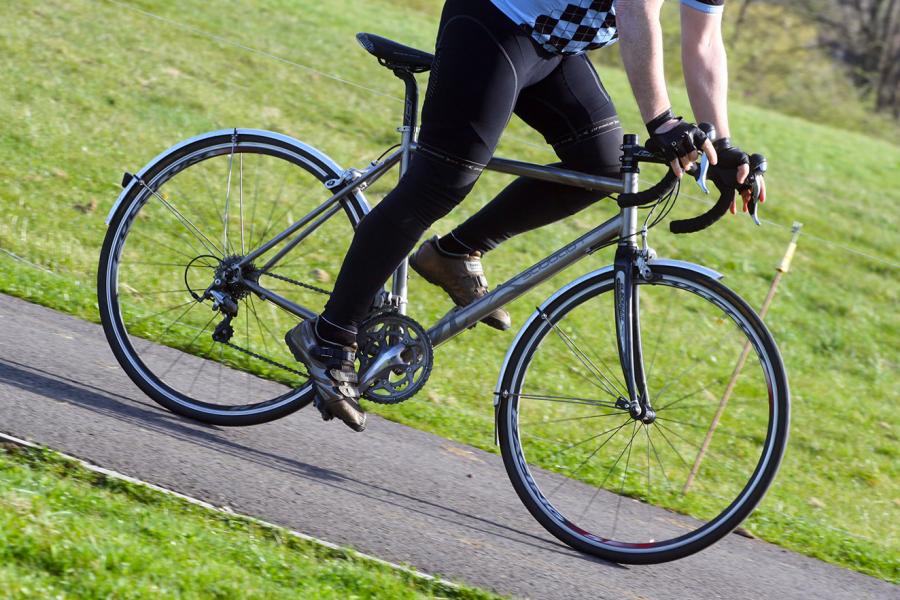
[786,0,900,117]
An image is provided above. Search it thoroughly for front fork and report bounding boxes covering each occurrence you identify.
[614,134,656,423]
[613,244,656,423]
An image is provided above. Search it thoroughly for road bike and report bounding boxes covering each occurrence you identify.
[98,33,789,564]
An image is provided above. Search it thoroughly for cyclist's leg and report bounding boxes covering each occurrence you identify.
[442,54,623,253]
[317,0,558,343]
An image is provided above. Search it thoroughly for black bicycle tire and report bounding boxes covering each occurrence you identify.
[98,130,368,426]
[496,264,790,564]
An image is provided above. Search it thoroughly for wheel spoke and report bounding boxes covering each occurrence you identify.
[654,421,748,476]
[576,420,640,523]
[129,229,201,264]
[520,411,628,427]
[611,421,639,537]
[657,379,723,412]
[140,182,223,258]
[223,143,236,254]
[121,289,193,297]
[647,429,674,491]
[239,152,246,254]
[651,421,693,471]
[541,311,628,400]
[188,337,218,394]
[252,168,291,253]
[247,154,262,249]
[548,418,632,495]
[644,296,674,384]
[513,392,620,410]
[128,299,198,327]
[543,420,639,459]
[160,312,219,378]
[197,165,226,228]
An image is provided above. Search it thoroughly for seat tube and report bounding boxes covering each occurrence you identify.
[390,69,420,314]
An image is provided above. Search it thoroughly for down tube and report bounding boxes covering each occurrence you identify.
[427,214,624,347]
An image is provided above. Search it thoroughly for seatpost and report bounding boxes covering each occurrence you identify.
[395,69,419,174]
[389,68,420,313]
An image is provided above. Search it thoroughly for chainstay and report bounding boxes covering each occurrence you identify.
[221,340,309,379]
[263,271,331,296]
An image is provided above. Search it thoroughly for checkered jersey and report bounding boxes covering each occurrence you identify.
[490,0,725,55]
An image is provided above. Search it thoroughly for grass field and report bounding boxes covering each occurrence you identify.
[0,442,496,599]
[0,0,898,583]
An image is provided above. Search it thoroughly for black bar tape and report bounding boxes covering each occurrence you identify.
[617,170,679,207]
[669,188,735,234]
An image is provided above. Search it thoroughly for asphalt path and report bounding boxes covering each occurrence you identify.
[0,294,893,599]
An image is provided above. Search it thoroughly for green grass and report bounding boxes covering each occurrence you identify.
[0,0,898,584]
[0,442,498,599]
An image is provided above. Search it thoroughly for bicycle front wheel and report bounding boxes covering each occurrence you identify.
[98,129,369,425]
[497,263,789,563]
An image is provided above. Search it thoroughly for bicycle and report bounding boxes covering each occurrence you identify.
[98,32,788,564]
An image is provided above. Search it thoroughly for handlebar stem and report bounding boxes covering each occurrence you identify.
[619,134,641,244]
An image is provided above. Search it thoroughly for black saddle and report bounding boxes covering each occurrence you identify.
[356,32,433,73]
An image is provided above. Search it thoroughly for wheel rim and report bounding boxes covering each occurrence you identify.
[104,139,361,415]
[504,273,785,555]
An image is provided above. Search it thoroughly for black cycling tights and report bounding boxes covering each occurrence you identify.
[320,0,623,344]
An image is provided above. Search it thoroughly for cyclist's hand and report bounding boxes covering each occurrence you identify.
[647,118,717,178]
[708,139,767,214]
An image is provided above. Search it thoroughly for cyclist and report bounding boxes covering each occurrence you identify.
[285,0,766,431]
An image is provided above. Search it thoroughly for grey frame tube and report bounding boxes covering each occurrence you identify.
[236,144,632,326]
[238,148,404,269]
[427,213,624,347]
[486,155,625,195]
[243,147,625,274]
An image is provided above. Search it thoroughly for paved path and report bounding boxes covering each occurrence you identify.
[0,294,893,599]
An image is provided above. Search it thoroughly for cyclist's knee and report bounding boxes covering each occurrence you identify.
[376,150,481,236]
[555,125,622,177]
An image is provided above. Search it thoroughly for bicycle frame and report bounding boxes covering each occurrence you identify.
[233,69,656,416]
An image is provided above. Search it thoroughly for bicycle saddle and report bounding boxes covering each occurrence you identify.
[356,32,433,73]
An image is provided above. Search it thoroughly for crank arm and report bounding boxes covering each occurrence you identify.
[358,342,407,392]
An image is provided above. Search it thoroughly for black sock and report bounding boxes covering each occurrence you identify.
[435,232,474,256]
[314,316,358,348]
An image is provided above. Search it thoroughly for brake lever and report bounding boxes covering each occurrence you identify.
[746,154,767,227]
[748,177,761,226]
[683,155,709,194]
[696,153,710,194]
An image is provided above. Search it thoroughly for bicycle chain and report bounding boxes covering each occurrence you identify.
[220,339,309,379]
[263,271,331,296]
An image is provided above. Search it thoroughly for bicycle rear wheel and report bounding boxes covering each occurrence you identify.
[497,264,789,563]
[98,129,369,425]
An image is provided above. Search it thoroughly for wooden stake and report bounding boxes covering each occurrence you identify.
[681,222,802,494]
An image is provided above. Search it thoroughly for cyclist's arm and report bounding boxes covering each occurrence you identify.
[681,2,730,139]
[617,0,716,177]
[680,2,752,190]
[616,0,670,123]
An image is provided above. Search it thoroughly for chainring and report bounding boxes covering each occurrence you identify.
[357,311,433,404]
